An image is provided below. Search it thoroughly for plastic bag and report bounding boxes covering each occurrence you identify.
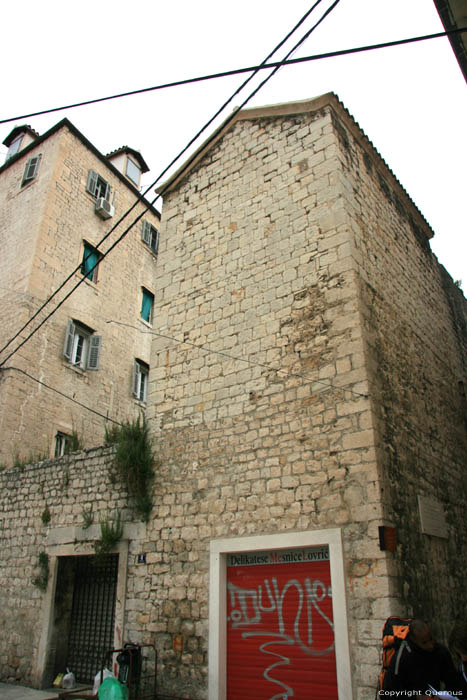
[98,676,129,700]
[93,668,114,695]
[62,668,76,689]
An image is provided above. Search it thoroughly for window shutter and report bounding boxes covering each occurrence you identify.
[142,221,152,245]
[153,228,159,254]
[104,181,111,201]
[87,335,101,370]
[141,369,148,402]
[86,170,98,196]
[22,155,41,186]
[132,361,141,397]
[63,320,75,360]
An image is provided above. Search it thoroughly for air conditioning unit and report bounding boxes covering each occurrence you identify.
[95,197,114,219]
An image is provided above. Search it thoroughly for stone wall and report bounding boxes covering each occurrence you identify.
[328,103,467,637]
[1,96,465,700]
[146,101,396,699]
[0,449,121,685]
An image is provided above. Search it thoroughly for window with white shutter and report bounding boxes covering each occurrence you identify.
[63,320,101,370]
[141,221,159,254]
[86,169,111,200]
[132,359,149,402]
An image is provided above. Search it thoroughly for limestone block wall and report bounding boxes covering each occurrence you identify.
[0,123,160,465]
[326,101,467,636]
[145,103,398,699]
[0,449,123,685]
[2,98,464,700]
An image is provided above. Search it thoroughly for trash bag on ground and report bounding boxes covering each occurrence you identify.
[98,676,129,700]
[62,668,76,689]
[93,667,115,695]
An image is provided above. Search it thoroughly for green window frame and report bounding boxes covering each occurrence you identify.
[141,288,154,324]
[81,242,101,282]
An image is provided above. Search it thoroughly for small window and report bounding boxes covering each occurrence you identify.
[141,288,154,324]
[54,432,70,457]
[141,221,159,254]
[81,242,101,283]
[7,134,23,160]
[86,169,111,200]
[63,320,101,370]
[126,157,141,185]
[22,154,42,186]
[133,359,149,402]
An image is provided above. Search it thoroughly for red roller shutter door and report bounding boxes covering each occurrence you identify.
[227,546,338,700]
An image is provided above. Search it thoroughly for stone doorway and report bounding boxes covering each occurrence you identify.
[49,554,119,684]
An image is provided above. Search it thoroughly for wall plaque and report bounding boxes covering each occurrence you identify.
[417,495,448,539]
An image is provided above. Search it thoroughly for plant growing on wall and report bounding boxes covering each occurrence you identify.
[33,552,49,591]
[94,512,123,557]
[41,505,51,525]
[82,504,94,529]
[105,415,155,522]
[66,430,83,454]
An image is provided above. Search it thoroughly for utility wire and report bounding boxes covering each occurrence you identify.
[0,20,459,360]
[1,27,465,126]
[0,0,339,367]
[2,366,122,424]
[0,0,326,361]
[106,320,369,400]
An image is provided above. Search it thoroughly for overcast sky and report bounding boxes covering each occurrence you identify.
[1,0,466,289]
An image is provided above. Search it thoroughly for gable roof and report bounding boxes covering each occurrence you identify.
[0,118,159,216]
[157,92,433,239]
[106,146,149,173]
[2,124,39,147]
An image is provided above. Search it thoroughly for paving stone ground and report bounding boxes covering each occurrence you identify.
[0,684,65,700]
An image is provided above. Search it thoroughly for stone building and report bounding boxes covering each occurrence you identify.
[0,119,161,466]
[0,93,465,700]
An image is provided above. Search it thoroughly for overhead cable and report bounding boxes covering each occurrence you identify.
[0,27,465,125]
[0,0,340,366]
[1,366,121,424]
[106,320,369,400]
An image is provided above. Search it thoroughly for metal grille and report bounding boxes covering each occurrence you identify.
[66,554,119,683]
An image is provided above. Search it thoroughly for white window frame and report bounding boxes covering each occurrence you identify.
[22,154,42,186]
[86,169,111,200]
[132,359,149,402]
[54,432,70,457]
[141,221,159,255]
[126,157,141,185]
[209,528,352,700]
[7,134,23,160]
[63,320,101,370]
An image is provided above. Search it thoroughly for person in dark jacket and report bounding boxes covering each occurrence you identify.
[449,622,467,699]
[382,619,457,696]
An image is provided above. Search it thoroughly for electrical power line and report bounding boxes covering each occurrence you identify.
[1,24,462,361]
[0,1,328,363]
[106,320,369,400]
[0,0,341,367]
[1,366,121,424]
[1,28,465,126]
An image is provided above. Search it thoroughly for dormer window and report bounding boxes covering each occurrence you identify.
[6,135,23,160]
[2,125,39,164]
[126,157,141,186]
